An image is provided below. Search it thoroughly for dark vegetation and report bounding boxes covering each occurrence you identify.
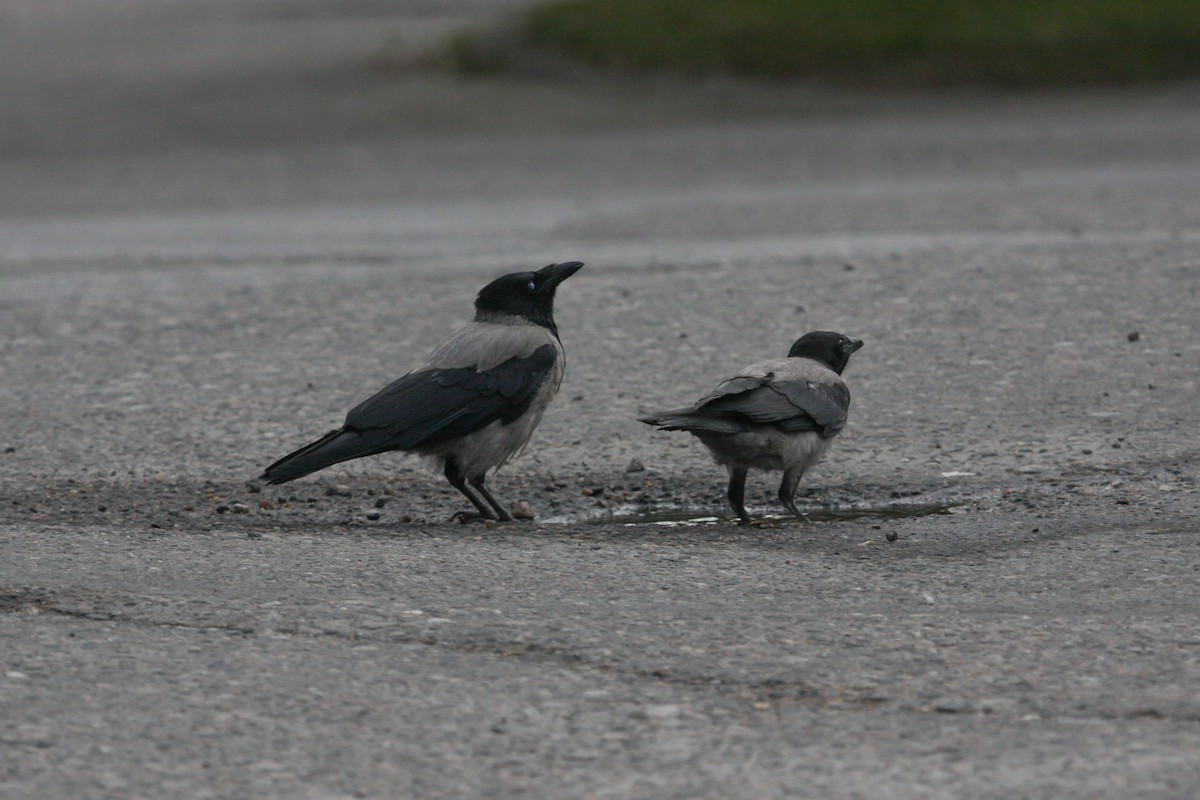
[452,0,1200,86]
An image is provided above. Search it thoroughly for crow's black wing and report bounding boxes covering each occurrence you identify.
[765,379,851,436]
[346,343,558,449]
[638,376,766,433]
[262,344,558,484]
[688,375,850,438]
[694,375,772,405]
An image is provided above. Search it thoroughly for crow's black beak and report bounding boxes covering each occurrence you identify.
[844,336,864,354]
[537,261,584,288]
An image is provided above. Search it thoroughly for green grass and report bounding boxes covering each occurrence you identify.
[509,0,1200,85]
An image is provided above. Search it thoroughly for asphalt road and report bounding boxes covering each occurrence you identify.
[2,2,1199,798]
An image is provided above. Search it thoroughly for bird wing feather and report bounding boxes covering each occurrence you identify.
[767,380,851,436]
[641,361,850,438]
[345,343,558,449]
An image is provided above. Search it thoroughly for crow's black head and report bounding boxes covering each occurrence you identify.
[474,261,584,336]
[787,331,864,375]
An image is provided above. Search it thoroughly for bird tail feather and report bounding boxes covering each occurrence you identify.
[260,428,395,484]
[638,410,745,435]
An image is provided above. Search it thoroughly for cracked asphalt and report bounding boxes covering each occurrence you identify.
[2,2,1199,798]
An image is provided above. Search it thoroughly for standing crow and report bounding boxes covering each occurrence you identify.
[639,331,863,523]
[261,261,584,522]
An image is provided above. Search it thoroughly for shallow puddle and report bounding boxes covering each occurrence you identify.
[570,502,958,527]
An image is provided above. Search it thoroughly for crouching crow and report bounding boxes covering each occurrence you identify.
[261,261,584,522]
[639,331,863,523]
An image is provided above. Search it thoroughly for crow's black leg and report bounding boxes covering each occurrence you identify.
[778,467,806,520]
[727,465,751,524]
[443,457,496,521]
[469,475,516,523]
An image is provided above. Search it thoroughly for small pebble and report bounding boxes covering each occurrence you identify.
[935,701,966,714]
[325,485,352,497]
[374,498,388,508]
[258,499,275,510]
[625,458,646,473]
[230,503,250,514]
[642,704,681,719]
[1127,331,1140,342]
[511,500,535,520]
[885,531,899,542]
[366,511,381,521]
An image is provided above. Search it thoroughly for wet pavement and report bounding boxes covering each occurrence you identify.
[2,2,1199,798]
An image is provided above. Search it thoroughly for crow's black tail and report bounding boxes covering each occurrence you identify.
[638,409,746,435]
[260,427,395,484]
[637,410,693,430]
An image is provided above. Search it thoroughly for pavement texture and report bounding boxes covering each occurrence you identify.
[2,2,1199,798]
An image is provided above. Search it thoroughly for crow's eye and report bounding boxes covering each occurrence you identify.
[527,281,537,292]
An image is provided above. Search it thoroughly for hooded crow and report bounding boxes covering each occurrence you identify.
[261,261,584,522]
[639,331,863,523]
